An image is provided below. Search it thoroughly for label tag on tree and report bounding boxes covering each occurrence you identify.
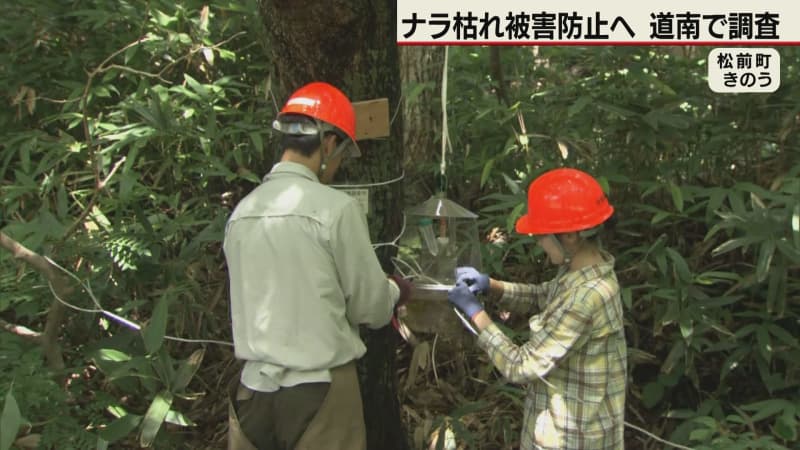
[339,188,370,215]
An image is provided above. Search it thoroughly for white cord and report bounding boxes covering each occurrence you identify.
[44,256,234,347]
[329,170,405,189]
[390,96,403,126]
[440,46,449,178]
[373,214,407,250]
[624,421,695,450]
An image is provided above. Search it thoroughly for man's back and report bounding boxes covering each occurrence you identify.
[224,161,396,391]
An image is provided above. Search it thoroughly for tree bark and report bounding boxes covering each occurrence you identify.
[259,2,408,448]
[399,46,445,204]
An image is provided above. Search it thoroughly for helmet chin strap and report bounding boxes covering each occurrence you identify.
[316,120,350,180]
[549,227,603,278]
[548,234,573,267]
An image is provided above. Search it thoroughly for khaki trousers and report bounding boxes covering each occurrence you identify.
[228,361,366,450]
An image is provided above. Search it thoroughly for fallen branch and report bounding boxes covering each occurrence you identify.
[0,232,69,369]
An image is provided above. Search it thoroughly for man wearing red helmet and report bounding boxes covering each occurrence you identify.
[449,168,626,449]
[224,82,411,450]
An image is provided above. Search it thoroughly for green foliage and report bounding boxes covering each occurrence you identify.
[1,386,23,450]
[1,0,267,446]
[441,46,800,448]
[2,1,799,448]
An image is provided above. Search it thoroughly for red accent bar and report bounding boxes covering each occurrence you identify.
[397,41,800,46]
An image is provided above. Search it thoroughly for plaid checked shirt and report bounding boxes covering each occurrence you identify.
[476,254,627,449]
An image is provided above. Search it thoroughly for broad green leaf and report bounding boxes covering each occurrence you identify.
[720,347,748,383]
[651,211,671,225]
[480,158,495,188]
[621,287,632,309]
[706,188,727,220]
[775,239,800,263]
[665,247,691,282]
[1,388,22,450]
[501,173,521,195]
[568,96,591,117]
[138,391,173,447]
[711,236,759,257]
[142,296,170,354]
[661,299,679,325]
[124,44,139,65]
[151,9,177,27]
[171,348,205,393]
[655,251,668,276]
[506,203,525,235]
[164,410,196,427]
[734,324,759,339]
[689,427,715,442]
[660,340,684,374]
[755,239,775,283]
[249,132,263,156]
[774,412,798,440]
[728,191,747,216]
[691,416,718,429]
[766,265,787,316]
[741,399,789,422]
[694,271,740,285]
[99,413,142,443]
[749,192,766,210]
[183,74,209,100]
[756,326,772,363]
[669,182,684,212]
[766,323,799,347]
[56,182,68,218]
[96,348,132,363]
[679,314,693,339]
[641,382,664,408]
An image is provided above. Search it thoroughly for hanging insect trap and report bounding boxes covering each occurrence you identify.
[393,193,483,334]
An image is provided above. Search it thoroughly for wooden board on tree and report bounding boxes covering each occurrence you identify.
[353,98,390,140]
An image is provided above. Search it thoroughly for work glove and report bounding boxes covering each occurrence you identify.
[388,274,413,307]
[455,266,490,295]
[448,282,484,319]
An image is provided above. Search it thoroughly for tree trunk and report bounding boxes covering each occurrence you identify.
[399,46,445,204]
[259,2,408,449]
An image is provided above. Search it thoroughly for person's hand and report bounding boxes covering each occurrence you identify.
[455,266,490,295]
[388,274,413,306]
[448,282,484,319]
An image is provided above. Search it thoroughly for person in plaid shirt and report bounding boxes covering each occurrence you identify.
[448,168,626,449]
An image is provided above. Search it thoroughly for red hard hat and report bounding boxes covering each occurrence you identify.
[278,82,357,142]
[515,168,614,235]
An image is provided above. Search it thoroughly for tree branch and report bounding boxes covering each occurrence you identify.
[0,232,69,369]
[0,318,42,343]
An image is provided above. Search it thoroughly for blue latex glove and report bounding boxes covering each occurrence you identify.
[455,266,490,295]
[448,282,484,319]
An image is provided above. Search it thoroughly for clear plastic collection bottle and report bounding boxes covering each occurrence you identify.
[418,217,439,256]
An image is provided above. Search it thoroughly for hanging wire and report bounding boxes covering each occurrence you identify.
[440,46,449,179]
[44,256,234,347]
[329,170,405,189]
